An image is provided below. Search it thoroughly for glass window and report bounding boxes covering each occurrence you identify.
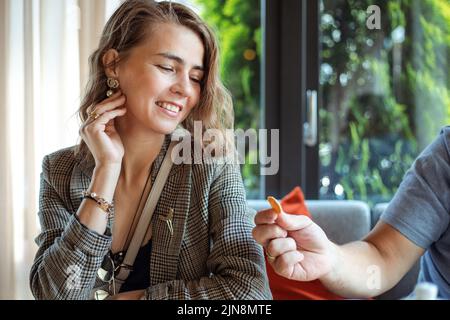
[319,0,450,205]
[191,0,263,198]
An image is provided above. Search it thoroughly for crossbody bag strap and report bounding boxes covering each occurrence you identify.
[114,141,176,291]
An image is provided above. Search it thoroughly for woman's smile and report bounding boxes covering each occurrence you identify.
[115,23,204,135]
[156,101,183,118]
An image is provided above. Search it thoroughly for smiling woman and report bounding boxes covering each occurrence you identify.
[101,23,205,135]
[29,0,272,300]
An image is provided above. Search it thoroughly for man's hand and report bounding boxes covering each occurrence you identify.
[252,208,337,281]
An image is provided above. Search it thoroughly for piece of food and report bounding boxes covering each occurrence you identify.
[267,196,282,214]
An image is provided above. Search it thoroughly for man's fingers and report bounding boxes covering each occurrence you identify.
[276,213,313,231]
[252,224,288,247]
[273,250,305,279]
[254,209,278,225]
[266,237,297,258]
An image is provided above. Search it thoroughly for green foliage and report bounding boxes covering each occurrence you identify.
[194,0,449,203]
[320,0,450,206]
[193,0,261,197]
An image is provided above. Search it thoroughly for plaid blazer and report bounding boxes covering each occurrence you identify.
[30,136,272,300]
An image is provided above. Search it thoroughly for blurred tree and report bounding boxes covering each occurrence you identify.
[193,0,262,197]
[193,0,449,203]
[320,0,450,205]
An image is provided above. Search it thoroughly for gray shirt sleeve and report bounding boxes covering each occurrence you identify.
[381,127,450,249]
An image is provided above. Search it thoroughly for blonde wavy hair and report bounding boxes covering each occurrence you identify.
[75,0,234,161]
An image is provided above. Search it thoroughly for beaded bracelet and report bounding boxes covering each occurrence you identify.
[82,191,114,215]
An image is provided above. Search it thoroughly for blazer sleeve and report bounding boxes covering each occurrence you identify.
[144,163,272,300]
[29,155,112,300]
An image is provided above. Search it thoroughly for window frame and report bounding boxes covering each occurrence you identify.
[263,0,319,199]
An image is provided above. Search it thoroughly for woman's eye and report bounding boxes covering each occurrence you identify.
[190,77,201,83]
[158,65,174,72]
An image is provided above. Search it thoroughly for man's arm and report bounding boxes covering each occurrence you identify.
[321,221,424,298]
[253,210,424,299]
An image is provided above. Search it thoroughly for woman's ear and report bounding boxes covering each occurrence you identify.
[102,49,120,78]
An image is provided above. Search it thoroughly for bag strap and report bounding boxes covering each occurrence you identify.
[114,141,175,291]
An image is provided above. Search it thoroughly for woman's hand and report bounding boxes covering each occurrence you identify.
[79,91,127,166]
[252,209,337,282]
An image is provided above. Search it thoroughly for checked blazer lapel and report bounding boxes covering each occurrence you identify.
[149,163,192,284]
[137,135,192,284]
[71,135,192,284]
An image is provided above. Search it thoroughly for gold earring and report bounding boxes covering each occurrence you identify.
[106,78,120,97]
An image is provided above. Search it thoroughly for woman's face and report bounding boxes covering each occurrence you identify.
[115,23,205,135]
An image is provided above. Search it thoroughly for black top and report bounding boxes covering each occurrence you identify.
[119,241,152,293]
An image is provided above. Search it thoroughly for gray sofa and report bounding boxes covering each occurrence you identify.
[247,199,420,300]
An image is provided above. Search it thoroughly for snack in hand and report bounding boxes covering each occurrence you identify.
[267,196,282,215]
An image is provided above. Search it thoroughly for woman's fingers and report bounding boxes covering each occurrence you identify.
[84,92,127,127]
[94,90,122,108]
[94,95,126,116]
[86,92,126,118]
[86,91,120,114]
[81,108,127,134]
[94,108,127,126]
